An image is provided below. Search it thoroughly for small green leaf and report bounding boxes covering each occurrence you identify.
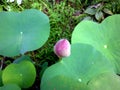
[84,7,96,15]
[95,11,104,21]
[83,16,93,21]
[103,8,113,15]
[0,70,3,86]
[2,61,36,88]
[0,84,21,90]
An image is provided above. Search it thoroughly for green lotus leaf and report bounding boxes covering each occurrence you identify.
[88,72,120,90]
[0,9,50,57]
[2,60,36,88]
[72,15,120,73]
[41,44,114,90]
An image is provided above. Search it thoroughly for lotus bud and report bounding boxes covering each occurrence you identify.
[54,39,71,58]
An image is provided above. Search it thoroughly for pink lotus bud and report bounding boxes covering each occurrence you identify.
[54,39,71,58]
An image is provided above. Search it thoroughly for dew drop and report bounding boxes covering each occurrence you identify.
[20,32,23,35]
[60,60,64,63]
[92,62,94,64]
[78,78,82,82]
[20,74,22,76]
[104,45,107,49]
